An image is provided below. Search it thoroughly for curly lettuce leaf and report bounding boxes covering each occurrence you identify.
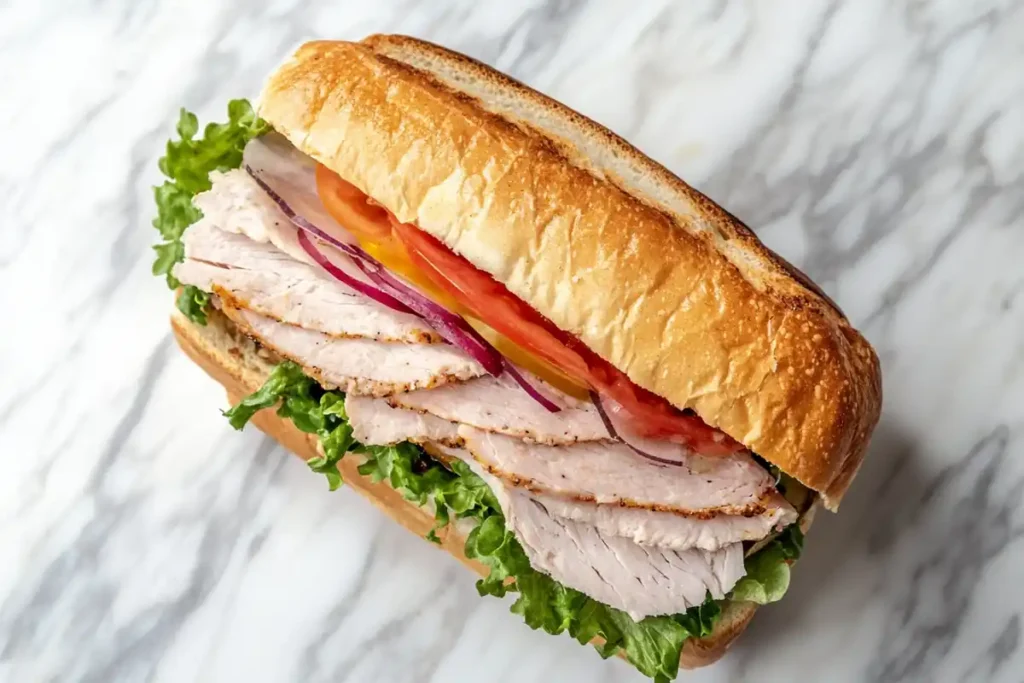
[491,535,719,682]
[225,361,729,681]
[223,361,353,490]
[223,360,313,429]
[731,525,805,605]
[600,601,720,682]
[152,99,268,323]
[175,285,210,325]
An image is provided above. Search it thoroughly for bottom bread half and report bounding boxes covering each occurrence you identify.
[170,308,758,669]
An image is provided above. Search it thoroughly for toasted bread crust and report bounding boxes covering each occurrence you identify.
[171,309,756,668]
[257,36,880,509]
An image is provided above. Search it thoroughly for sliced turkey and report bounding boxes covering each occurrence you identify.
[182,174,442,344]
[387,375,608,445]
[176,223,439,344]
[194,168,386,301]
[182,216,306,270]
[460,427,777,516]
[350,396,793,549]
[217,303,486,395]
[424,449,791,552]
[465,458,745,619]
[346,396,461,446]
[241,132,368,254]
[530,491,795,551]
[193,168,311,264]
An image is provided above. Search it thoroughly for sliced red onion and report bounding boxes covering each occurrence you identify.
[591,392,690,467]
[244,164,353,251]
[295,231,411,314]
[504,362,562,413]
[256,180,505,375]
[243,134,360,248]
[348,254,505,377]
[241,147,505,377]
[241,136,573,413]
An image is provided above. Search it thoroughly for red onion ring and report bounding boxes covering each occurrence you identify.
[245,164,500,372]
[348,254,506,377]
[340,244,560,410]
[245,164,512,376]
[295,230,412,314]
[591,391,687,467]
[245,165,354,251]
[244,158,566,413]
[504,362,561,413]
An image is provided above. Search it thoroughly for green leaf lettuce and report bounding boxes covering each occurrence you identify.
[731,525,805,605]
[224,360,745,681]
[152,99,268,323]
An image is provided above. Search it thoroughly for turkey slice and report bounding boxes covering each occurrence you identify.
[463,456,745,620]
[460,427,777,517]
[345,396,461,446]
[529,491,794,552]
[217,303,485,396]
[347,393,792,550]
[177,222,439,343]
[387,375,609,445]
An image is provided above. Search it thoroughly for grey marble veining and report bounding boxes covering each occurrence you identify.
[1,1,1023,681]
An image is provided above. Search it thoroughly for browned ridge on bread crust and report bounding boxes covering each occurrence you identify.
[258,35,882,509]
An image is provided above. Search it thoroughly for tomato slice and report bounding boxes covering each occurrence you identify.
[314,165,394,241]
[464,318,591,400]
[391,222,742,455]
[393,224,590,379]
[315,165,741,455]
[315,166,467,312]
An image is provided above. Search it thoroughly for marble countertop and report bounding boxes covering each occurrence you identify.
[2,1,1023,681]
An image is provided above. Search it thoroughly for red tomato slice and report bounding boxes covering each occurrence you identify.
[314,164,741,455]
[314,165,393,242]
[390,221,743,456]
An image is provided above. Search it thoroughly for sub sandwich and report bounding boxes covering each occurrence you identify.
[152,36,882,680]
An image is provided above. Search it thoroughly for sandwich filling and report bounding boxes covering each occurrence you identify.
[175,162,799,603]
[155,102,811,681]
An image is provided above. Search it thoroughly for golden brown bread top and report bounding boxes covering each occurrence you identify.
[257,36,882,509]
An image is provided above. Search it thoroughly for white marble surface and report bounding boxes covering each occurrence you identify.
[2,1,1023,681]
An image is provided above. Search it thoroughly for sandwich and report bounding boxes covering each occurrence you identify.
[152,35,882,681]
